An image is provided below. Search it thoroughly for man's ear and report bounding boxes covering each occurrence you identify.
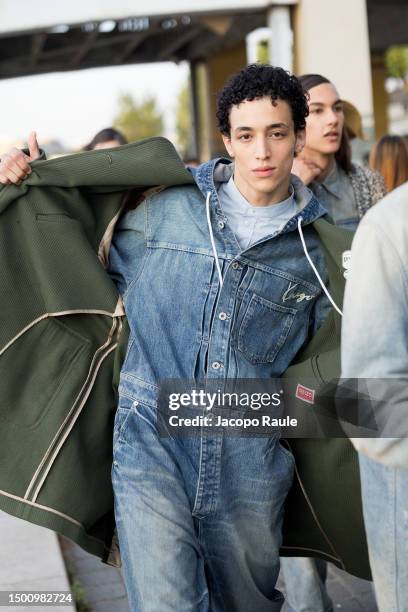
[294,128,306,157]
[222,134,234,158]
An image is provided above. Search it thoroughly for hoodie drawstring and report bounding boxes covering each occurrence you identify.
[206,191,224,289]
[297,217,343,317]
[205,197,340,314]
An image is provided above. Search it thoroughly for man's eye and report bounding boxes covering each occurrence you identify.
[269,132,284,139]
[238,134,252,141]
[311,108,323,114]
[334,105,343,113]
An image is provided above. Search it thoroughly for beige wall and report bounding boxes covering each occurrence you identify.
[293,0,373,127]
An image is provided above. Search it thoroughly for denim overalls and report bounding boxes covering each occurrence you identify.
[109,159,330,611]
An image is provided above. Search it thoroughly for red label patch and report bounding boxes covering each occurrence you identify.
[296,384,315,404]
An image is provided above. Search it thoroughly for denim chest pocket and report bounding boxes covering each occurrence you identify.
[237,294,297,365]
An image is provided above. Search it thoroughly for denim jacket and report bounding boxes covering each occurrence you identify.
[109,159,330,406]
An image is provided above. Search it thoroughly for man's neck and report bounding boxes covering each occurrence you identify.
[233,172,291,207]
[302,149,335,183]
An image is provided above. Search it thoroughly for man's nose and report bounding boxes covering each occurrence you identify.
[255,137,270,159]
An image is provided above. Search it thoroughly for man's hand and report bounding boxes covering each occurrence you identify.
[0,132,40,185]
[292,156,321,186]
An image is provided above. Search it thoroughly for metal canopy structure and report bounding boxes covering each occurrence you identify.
[367,0,408,53]
[0,7,266,80]
[0,0,406,80]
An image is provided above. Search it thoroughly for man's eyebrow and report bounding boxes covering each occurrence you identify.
[309,99,342,107]
[234,123,289,132]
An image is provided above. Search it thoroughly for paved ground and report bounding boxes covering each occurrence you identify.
[59,537,129,612]
[60,538,378,611]
[0,510,378,612]
[0,511,75,612]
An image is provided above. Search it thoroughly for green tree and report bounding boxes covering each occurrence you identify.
[175,80,192,158]
[113,92,164,142]
[385,45,408,85]
[256,41,269,65]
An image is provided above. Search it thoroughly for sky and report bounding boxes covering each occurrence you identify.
[0,61,190,151]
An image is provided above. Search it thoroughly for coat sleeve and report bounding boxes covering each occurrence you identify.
[341,215,408,467]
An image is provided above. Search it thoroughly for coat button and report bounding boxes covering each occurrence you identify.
[211,361,222,370]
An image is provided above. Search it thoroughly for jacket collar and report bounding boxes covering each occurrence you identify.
[191,158,328,231]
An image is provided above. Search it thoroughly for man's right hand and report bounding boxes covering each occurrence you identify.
[292,156,321,186]
[0,132,40,185]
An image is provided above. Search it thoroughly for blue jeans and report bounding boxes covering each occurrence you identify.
[280,557,333,612]
[112,394,295,611]
[359,453,408,612]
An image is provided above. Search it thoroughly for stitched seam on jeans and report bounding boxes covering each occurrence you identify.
[192,429,206,516]
[134,405,156,431]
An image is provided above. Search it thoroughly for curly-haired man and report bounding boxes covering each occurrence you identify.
[0,64,331,611]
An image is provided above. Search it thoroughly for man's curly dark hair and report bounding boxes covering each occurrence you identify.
[216,64,309,136]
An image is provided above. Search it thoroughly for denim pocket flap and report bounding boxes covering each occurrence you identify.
[238,294,296,364]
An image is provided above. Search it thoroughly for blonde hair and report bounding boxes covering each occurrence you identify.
[369,135,408,192]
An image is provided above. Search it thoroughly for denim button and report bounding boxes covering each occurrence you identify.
[133,400,139,407]
[232,262,241,270]
[218,221,225,229]
[218,312,228,320]
[211,361,222,370]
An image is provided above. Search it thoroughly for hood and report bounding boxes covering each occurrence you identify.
[191,158,340,315]
[191,158,328,227]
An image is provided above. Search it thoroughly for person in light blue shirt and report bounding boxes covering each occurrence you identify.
[218,175,297,250]
[341,181,408,612]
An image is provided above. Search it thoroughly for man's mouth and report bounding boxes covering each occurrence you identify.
[253,167,276,177]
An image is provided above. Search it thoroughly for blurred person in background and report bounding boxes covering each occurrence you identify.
[291,74,386,231]
[281,73,386,612]
[369,134,408,193]
[83,127,127,151]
